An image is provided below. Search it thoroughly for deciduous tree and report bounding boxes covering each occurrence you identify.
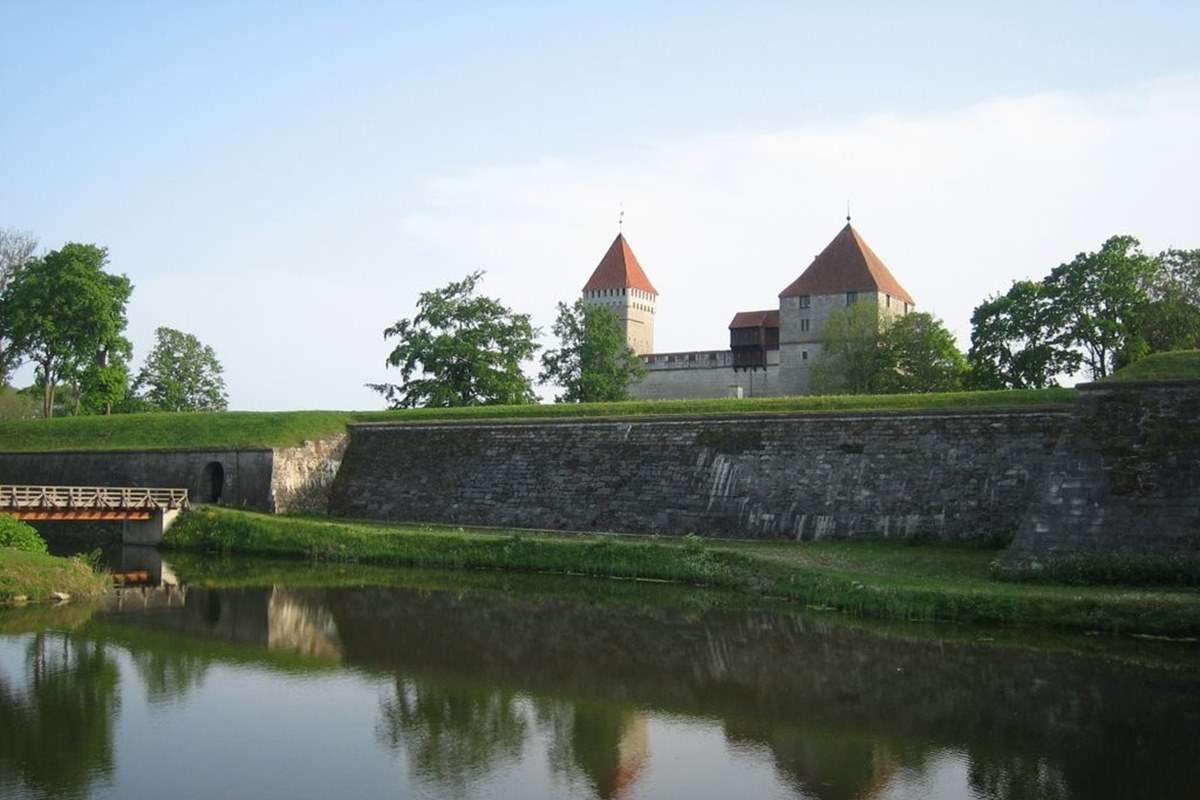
[0,228,38,383]
[810,301,886,394]
[133,327,228,412]
[876,311,967,393]
[0,244,132,417]
[369,271,539,408]
[539,300,645,402]
[967,280,1078,389]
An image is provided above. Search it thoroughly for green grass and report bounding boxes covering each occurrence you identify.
[1108,349,1200,382]
[0,548,110,604]
[166,507,1200,636]
[0,388,1074,452]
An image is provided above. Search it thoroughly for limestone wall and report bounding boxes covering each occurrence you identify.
[270,434,348,513]
[1005,379,1200,578]
[330,409,1068,541]
[630,359,781,400]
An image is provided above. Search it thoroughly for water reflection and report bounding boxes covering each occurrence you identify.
[0,634,119,798]
[0,558,1197,799]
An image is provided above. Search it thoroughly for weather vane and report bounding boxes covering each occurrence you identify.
[846,200,851,224]
[619,205,624,232]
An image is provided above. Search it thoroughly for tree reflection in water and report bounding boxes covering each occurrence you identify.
[0,633,120,798]
[376,676,528,795]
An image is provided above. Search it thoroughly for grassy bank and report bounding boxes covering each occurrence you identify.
[1108,349,1200,381]
[166,507,1200,636]
[0,388,1074,452]
[0,549,110,604]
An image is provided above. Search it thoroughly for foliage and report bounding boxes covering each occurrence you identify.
[1108,350,1200,382]
[1045,235,1158,379]
[1119,248,1200,365]
[0,386,38,421]
[967,280,1078,389]
[813,304,967,395]
[369,271,539,408]
[0,229,38,384]
[0,243,132,417]
[539,300,645,402]
[133,327,229,412]
[0,515,47,554]
[876,312,967,393]
[810,301,885,394]
[0,388,1076,452]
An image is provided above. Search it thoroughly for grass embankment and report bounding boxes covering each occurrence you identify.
[1108,349,1200,381]
[0,388,1074,452]
[0,549,110,604]
[167,507,1200,636]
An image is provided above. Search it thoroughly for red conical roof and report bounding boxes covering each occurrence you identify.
[779,224,915,305]
[583,233,658,295]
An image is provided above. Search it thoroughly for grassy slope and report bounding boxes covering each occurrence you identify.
[0,549,110,603]
[166,508,1200,636]
[1108,349,1200,381]
[0,388,1074,452]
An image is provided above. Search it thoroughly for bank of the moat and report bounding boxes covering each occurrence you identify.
[1,554,1197,800]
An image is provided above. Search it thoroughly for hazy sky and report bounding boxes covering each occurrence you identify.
[3,2,1199,409]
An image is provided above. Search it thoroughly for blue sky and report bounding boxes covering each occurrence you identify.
[3,2,1199,408]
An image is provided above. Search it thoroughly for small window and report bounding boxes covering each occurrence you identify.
[802,351,808,360]
[798,295,811,309]
[800,319,810,333]
[846,291,858,306]
[886,294,892,309]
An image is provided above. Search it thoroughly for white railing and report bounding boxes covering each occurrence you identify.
[0,485,189,512]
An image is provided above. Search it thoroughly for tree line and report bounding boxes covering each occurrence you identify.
[370,234,1198,407]
[0,229,229,419]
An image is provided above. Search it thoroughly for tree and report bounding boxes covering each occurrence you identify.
[1118,248,1200,366]
[809,300,886,394]
[539,300,645,402]
[133,327,228,412]
[1044,235,1157,379]
[0,243,132,417]
[369,271,539,408]
[876,312,967,393]
[967,280,1078,389]
[0,228,38,383]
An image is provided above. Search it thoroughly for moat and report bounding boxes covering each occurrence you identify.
[1,549,1198,800]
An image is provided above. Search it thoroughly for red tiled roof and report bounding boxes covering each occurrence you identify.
[728,310,780,329]
[779,224,915,305]
[583,233,658,295]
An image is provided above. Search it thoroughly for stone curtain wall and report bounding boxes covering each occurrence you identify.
[330,410,1068,541]
[0,449,275,508]
[1005,380,1200,578]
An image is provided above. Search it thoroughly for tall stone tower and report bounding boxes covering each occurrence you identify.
[777,222,916,394]
[581,233,658,355]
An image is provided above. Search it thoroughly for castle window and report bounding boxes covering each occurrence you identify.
[798,295,811,309]
[886,294,892,309]
[802,351,808,360]
[846,291,858,306]
[800,318,810,333]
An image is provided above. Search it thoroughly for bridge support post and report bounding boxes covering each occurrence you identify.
[121,509,182,546]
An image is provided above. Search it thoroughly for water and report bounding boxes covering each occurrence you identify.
[1,550,1198,800]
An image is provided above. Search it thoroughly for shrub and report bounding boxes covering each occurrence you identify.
[0,514,48,554]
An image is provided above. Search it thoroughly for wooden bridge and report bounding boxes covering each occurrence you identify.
[0,485,189,544]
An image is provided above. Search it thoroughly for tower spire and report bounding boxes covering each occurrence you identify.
[618,204,624,233]
[846,200,851,225]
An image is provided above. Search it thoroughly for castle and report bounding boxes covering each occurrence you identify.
[580,220,916,398]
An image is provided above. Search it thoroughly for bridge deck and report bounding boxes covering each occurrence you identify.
[0,484,189,522]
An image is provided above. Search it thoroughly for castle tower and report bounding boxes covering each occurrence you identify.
[777,222,915,394]
[581,233,658,356]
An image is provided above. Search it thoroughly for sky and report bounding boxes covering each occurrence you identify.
[2,1,1199,410]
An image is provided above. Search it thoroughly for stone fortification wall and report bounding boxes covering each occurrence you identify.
[1005,380,1200,578]
[0,448,275,507]
[330,410,1068,541]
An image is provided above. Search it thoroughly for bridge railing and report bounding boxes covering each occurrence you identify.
[0,485,189,512]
